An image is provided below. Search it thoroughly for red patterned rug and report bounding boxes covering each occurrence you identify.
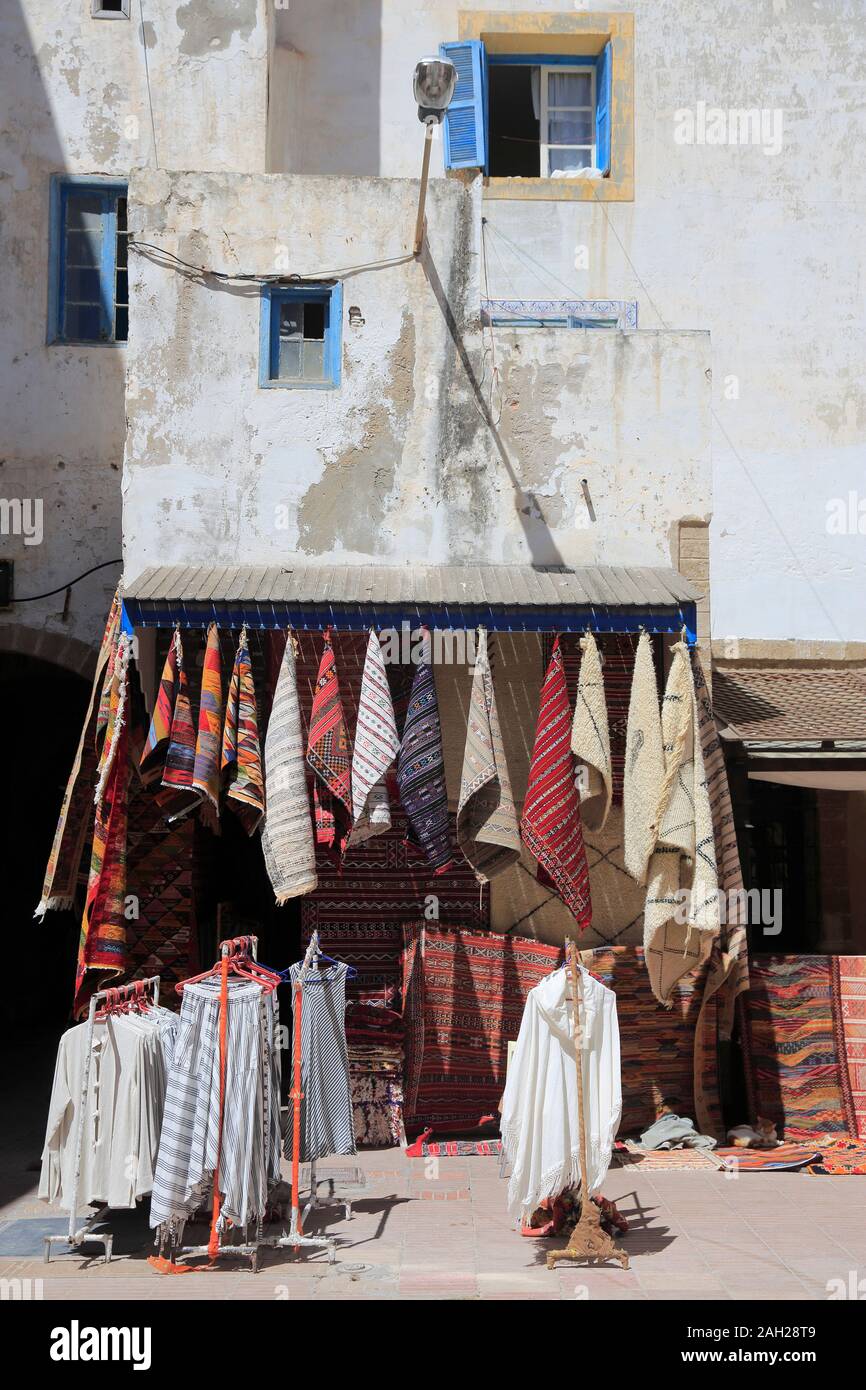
[401,922,562,1134]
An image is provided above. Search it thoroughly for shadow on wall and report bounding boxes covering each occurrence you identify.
[421,244,567,570]
[271,0,383,175]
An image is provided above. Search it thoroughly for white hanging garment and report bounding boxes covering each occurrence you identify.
[501,965,621,1221]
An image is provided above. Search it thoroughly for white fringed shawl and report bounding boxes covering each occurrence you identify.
[501,967,621,1221]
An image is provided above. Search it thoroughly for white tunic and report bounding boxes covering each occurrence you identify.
[501,965,621,1220]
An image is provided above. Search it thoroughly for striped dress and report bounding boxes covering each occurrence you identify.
[285,961,356,1162]
[150,977,281,1233]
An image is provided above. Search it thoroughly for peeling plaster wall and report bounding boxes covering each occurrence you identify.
[269,0,866,642]
[122,171,710,575]
[0,1,269,653]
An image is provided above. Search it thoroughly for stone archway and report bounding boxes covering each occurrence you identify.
[0,623,97,679]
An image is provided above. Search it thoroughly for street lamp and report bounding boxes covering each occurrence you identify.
[413,57,457,254]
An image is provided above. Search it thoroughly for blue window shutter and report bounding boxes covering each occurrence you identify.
[595,41,612,175]
[439,40,487,170]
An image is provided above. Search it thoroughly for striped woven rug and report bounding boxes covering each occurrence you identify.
[580,945,723,1138]
[742,955,861,1139]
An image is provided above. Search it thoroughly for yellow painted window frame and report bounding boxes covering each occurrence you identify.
[457,10,634,202]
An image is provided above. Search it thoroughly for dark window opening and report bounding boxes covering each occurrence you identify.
[488,65,540,178]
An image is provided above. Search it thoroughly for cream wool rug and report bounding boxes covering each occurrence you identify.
[261,635,318,904]
[349,628,400,847]
[643,641,720,1004]
[623,631,665,885]
[570,630,612,832]
[457,628,521,881]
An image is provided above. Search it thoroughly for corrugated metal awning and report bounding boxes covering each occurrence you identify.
[122,562,700,636]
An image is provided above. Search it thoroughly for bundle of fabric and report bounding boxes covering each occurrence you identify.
[41,1001,179,1212]
[150,975,282,1238]
[396,637,454,874]
[521,636,592,927]
[36,592,121,918]
[578,944,723,1138]
[625,635,720,1004]
[76,630,132,1016]
[456,627,520,882]
[261,633,317,903]
[346,1003,404,1148]
[501,965,621,1220]
[741,955,863,1140]
[221,628,264,835]
[401,922,562,1133]
[349,629,400,848]
[306,629,353,851]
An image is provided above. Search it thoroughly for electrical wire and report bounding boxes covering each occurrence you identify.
[128,239,415,285]
[12,558,122,603]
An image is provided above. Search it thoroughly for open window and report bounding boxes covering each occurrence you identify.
[259,283,343,389]
[440,38,612,179]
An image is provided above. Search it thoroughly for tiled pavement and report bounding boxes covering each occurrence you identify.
[2,1149,864,1301]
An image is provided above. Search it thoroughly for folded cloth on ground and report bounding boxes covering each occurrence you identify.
[639,1112,717,1150]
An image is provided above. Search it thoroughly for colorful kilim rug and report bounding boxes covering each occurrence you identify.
[715,1146,821,1172]
[306,629,353,850]
[405,1137,502,1158]
[157,636,198,821]
[76,636,131,1016]
[401,922,562,1133]
[37,593,121,917]
[221,631,264,835]
[833,956,866,1138]
[742,955,858,1139]
[579,945,722,1137]
[191,622,223,821]
[803,1137,866,1175]
[140,634,179,788]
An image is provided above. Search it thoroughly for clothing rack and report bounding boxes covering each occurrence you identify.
[546,940,628,1271]
[44,974,161,1265]
[158,935,274,1273]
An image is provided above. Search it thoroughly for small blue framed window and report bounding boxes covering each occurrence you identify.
[259,283,343,389]
[48,177,128,344]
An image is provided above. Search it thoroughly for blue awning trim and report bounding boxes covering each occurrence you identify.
[122,598,697,644]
